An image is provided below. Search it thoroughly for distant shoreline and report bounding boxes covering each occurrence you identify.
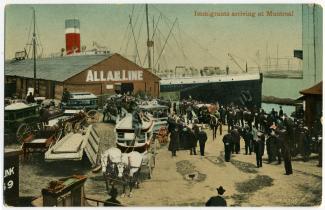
[262,95,299,106]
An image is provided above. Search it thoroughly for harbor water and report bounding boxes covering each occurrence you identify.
[262,77,305,99]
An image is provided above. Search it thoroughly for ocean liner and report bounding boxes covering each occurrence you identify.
[160,73,263,108]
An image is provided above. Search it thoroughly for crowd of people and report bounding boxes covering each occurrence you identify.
[165,99,322,206]
[167,99,322,174]
[19,90,322,206]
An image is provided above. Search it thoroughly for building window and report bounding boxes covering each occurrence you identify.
[106,84,114,90]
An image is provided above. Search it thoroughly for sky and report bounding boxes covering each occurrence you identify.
[4,4,303,71]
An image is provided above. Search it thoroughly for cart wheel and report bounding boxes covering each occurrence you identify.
[64,122,73,134]
[30,122,42,132]
[86,110,100,124]
[16,123,32,144]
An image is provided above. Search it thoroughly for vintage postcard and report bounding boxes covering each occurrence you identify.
[2,1,323,207]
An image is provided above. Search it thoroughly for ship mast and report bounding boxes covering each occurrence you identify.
[32,7,37,93]
[145,4,152,70]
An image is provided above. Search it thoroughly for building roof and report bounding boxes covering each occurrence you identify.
[300,81,323,95]
[5,54,111,82]
[5,53,160,82]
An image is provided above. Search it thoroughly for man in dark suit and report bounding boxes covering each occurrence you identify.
[254,131,265,168]
[205,186,227,206]
[210,115,218,141]
[61,88,70,103]
[277,127,293,175]
[168,119,180,157]
[26,92,35,104]
[243,126,253,155]
[266,132,277,163]
[192,121,200,154]
[222,133,232,162]
[198,128,208,156]
[132,106,143,140]
[231,127,241,154]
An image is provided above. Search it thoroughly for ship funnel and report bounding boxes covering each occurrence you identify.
[65,19,80,55]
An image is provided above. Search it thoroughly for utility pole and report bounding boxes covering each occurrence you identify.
[32,7,37,94]
[152,16,155,73]
[313,4,317,83]
[146,4,152,70]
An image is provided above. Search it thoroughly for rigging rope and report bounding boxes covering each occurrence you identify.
[119,5,133,53]
[142,14,162,66]
[129,15,142,66]
[151,5,223,65]
[35,22,44,57]
[123,5,143,61]
[154,18,177,68]
[25,17,33,58]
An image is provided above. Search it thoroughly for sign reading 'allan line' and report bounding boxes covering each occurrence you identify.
[86,70,143,82]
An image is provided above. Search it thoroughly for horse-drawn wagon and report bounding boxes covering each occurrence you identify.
[115,113,156,177]
[62,92,99,117]
[100,113,157,197]
[101,148,143,198]
[4,102,40,145]
[139,102,169,136]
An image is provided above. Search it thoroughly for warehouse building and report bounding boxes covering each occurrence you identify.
[5,53,161,103]
[299,81,323,129]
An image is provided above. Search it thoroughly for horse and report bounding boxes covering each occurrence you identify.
[121,151,142,194]
[101,148,142,198]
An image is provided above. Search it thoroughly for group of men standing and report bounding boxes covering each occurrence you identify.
[167,116,208,158]
[168,100,322,176]
[220,105,316,175]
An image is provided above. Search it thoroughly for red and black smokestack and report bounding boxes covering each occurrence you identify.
[65,19,80,55]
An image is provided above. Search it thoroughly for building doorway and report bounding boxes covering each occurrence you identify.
[121,83,134,94]
[5,82,16,98]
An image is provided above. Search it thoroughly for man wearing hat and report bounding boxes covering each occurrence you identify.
[242,125,253,155]
[210,114,218,141]
[266,131,277,163]
[277,127,293,175]
[26,92,36,104]
[254,130,265,168]
[222,133,233,162]
[104,187,121,206]
[231,127,241,154]
[61,88,70,103]
[198,127,208,157]
[168,119,180,157]
[298,124,311,162]
[132,104,143,142]
[205,186,227,206]
[39,104,50,128]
